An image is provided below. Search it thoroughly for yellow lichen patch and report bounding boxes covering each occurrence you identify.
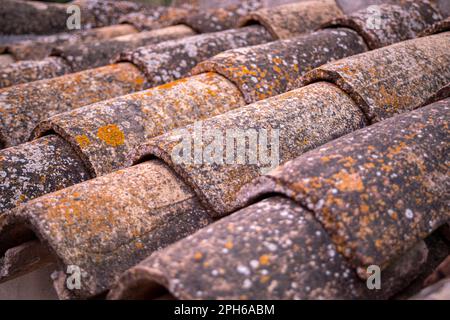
[75,134,91,148]
[259,254,270,266]
[332,170,364,192]
[97,124,125,147]
[260,275,271,284]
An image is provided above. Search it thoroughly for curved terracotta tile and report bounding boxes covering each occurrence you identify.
[32,73,245,176]
[134,82,365,217]
[239,0,343,39]
[193,28,367,103]
[300,33,450,122]
[239,100,450,274]
[0,63,147,147]
[324,1,442,49]
[108,196,428,300]
[0,160,212,299]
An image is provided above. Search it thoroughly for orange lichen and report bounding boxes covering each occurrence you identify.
[194,252,203,261]
[259,254,270,265]
[224,240,234,250]
[75,134,91,148]
[97,124,125,147]
[332,170,364,192]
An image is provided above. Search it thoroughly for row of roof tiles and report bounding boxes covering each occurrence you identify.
[0,0,448,299]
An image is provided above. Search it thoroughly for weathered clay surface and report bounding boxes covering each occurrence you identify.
[300,33,450,123]
[72,0,157,29]
[7,24,138,61]
[134,82,366,217]
[0,57,70,89]
[108,196,428,300]
[239,100,450,273]
[0,63,147,148]
[0,0,82,35]
[53,25,196,72]
[239,0,343,39]
[420,16,450,36]
[193,28,367,103]
[0,135,90,214]
[324,1,443,49]
[119,25,274,87]
[0,54,14,66]
[0,160,213,299]
[32,73,245,177]
[179,0,263,33]
[119,7,190,31]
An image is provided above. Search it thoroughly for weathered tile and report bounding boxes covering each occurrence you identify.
[0,135,90,213]
[134,82,365,217]
[324,1,442,49]
[0,63,147,147]
[32,73,245,176]
[300,33,450,122]
[179,0,263,33]
[6,24,138,61]
[239,0,343,39]
[54,25,196,72]
[0,57,70,89]
[108,196,428,300]
[193,28,367,103]
[0,160,212,298]
[119,26,273,87]
[239,100,449,274]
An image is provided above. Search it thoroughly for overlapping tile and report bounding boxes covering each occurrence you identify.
[239,99,449,274]
[137,34,450,217]
[0,63,147,148]
[109,99,448,300]
[108,197,428,300]
[323,0,442,49]
[4,24,139,61]
[299,32,450,123]
[0,160,213,298]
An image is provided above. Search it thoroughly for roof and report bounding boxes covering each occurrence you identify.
[0,0,449,300]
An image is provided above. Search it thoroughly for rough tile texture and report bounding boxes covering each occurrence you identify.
[300,33,450,123]
[0,57,70,89]
[53,25,196,73]
[109,196,428,300]
[193,28,368,103]
[239,101,450,274]
[6,24,138,61]
[179,0,263,33]
[119,25,274,88]
[72,0,157,29]
[0,63,147,148]
[135,82,366,217]
[239,0,343,39]
[0,0,83,35]
[119,7,190,31]
[324,1,443,49]
[0,135,90,214]
[420,16,450,36]
[32,73,245,177]
[0,160,213,299]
